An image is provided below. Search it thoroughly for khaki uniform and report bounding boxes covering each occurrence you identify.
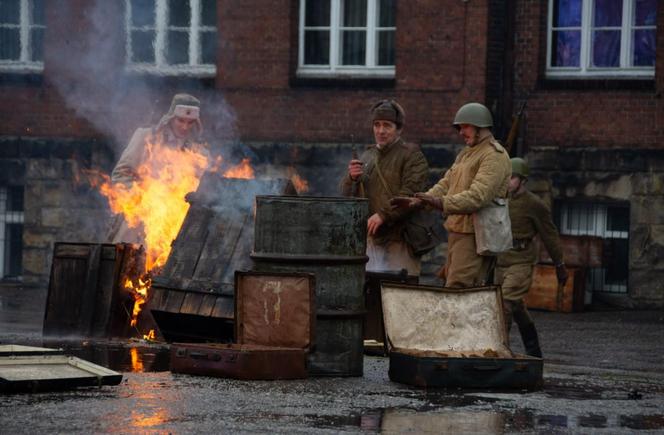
[341,137,429,275]
[494,189,564,333]
[426,131,511,287]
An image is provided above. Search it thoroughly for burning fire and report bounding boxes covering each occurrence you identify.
[287,166,309,193]
[223,157,255,179]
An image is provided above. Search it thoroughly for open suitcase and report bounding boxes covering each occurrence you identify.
[170,271,315,380]
[381,283,543,390]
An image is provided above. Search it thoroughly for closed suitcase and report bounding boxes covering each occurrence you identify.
[381,283,543,390]
[170,271,315,380]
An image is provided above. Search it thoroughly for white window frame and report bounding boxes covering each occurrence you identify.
[125,0,216,77]
[546,0,656,78]
[298,0,396,79]
[0,0,45,74]
[0,187,24,279]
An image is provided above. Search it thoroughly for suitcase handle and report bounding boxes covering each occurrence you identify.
[471,363,501,371]
[188,351,222,362]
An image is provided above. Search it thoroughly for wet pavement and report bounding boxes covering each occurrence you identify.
[1,287,664,434]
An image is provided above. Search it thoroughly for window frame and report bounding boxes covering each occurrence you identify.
[124,0,217,77]
[0,186,24,280]
[297,0,396,79]
[546,0,656,79]
[0,0,45,74]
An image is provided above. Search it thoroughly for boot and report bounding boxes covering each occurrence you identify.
[518,323,543,358]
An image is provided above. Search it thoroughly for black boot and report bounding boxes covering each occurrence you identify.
[518,323,542,358]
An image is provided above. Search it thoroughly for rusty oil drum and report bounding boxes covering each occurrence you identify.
[251,196,369,376]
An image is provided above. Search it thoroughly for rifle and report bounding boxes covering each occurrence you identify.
[504,100,527,154]
[350,135,365,197]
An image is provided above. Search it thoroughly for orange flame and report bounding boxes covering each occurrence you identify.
[287,166,309,193]
[99,139,209,270]
[129,347,144,372]
[223,158,255,179]
[124,277,152,328]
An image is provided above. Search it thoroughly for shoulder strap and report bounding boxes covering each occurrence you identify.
[374,158,394,197]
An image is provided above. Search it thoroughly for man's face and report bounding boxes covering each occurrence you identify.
[373,120,400,147]
[457,124,478,146]
[171,116,197,139]
[508,175,524,193]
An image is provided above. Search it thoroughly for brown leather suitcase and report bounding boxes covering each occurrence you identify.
[170,271,315,380]
[382,283,543,390]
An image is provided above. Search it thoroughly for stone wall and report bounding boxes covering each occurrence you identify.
[528,146,664,307]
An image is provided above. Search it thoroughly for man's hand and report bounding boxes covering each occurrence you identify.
[367,213,384,236]
[555,263,568,286]
[414,193,443,210]
[390,196,423,210]
[348,159,364,181]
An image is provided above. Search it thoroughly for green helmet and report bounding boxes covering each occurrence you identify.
[453,102,493,128]
[511,157,529,178]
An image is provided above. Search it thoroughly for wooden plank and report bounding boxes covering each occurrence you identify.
[210,295,234,319]
[163,289,186,313]
[180,292,204,315]
[524,265,585,313]
[54,243,91,258]
[197,294,219,317]
[43,250,90,336]
[160,206,212,281]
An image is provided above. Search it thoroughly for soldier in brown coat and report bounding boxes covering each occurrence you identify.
[494,157,568,357]
[341,100,430,275]
[392,103,511,287]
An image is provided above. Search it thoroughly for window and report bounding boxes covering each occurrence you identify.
[0,0,45,73]
[298,0,396,78]
[547,0,656,78]
[559,202,629,293]
[125,0,217,77]
[0,187,24,279]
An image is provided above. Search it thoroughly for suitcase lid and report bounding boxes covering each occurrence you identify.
[381,283,511,355]
[234,271,315,350]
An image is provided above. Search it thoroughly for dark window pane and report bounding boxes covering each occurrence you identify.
[341,30,366,65]
[304,30,329,64]
[343,0,367,27]
[551,30,580,66]
[131,30,155,62]
[32,0,45,26]
[201,0,217,27]
[592,30,620,66]
[200,30,217,64]
[7,187,23,211]
[594,0,622,27]
[0,0,20,25]
[604,238,628,286]
[30,28,43,61]
[0,28,20,60]
[377,30,394,65]
[130,0,155,27]
[168,0,191,27]
[378,0,395,27]
[552,0,581,27]
[5,223,22,277]
[166,30,189,64]
[634,0,657,26]
[633,29,655,66]
[305,0,330,27]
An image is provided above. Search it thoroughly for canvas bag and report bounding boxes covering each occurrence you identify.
[473,198,513,256]
[374,163,444,256]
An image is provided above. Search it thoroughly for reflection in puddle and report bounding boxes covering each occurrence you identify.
[379,409,505,433]
[620,414,664,430]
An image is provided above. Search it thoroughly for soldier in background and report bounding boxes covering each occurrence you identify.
[494,157,568,357]
[340,99,430,276]
[391,102,511,287]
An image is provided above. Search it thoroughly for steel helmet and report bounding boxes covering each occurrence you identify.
[453,102,493,128]
[511,157,529,178]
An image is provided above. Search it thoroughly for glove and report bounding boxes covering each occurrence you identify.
[555,263,568,286]
[390,196,423,210]
[414,193,443,211]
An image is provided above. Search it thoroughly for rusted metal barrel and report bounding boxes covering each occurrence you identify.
[251,196,368,376]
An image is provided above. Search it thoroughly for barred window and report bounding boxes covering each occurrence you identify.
[125,0,217,77]
[0,0,45,73]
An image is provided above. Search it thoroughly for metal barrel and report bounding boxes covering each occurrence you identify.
[251,196,369,376]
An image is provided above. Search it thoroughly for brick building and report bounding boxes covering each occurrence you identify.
[0,0,662,307]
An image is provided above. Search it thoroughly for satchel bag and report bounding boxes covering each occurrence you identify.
[473,198,513,256]
[374,161,444,256]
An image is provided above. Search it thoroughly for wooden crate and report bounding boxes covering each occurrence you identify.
[43,243,144,338]
[524,264,585,313]
[539,235,603,268]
